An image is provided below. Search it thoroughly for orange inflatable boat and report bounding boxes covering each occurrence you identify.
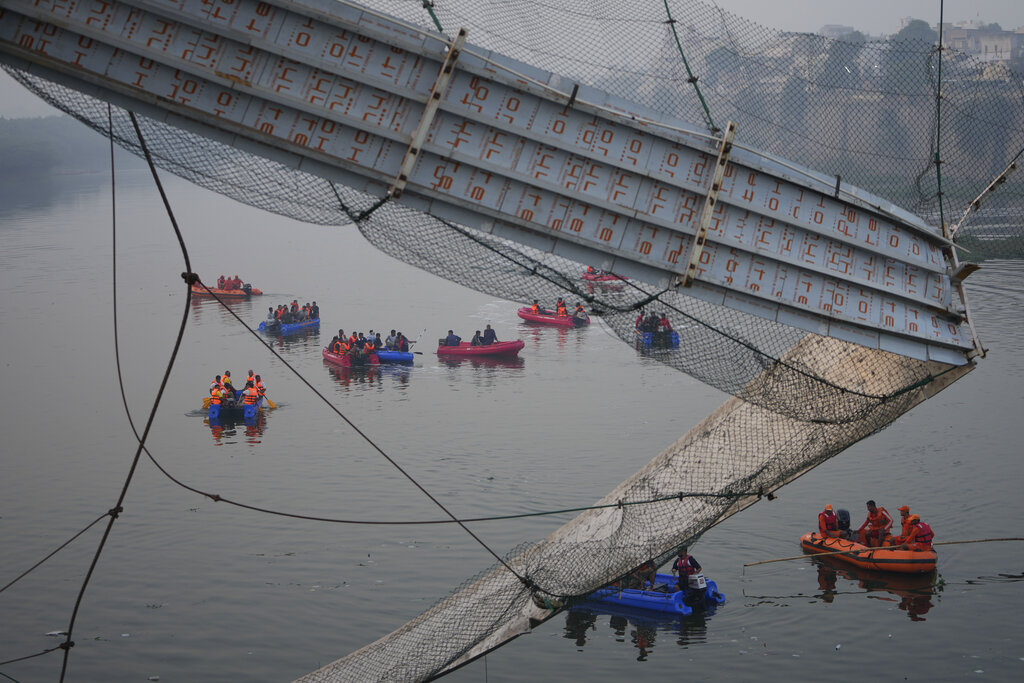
[800,532,936,574]
[190,283,262,298]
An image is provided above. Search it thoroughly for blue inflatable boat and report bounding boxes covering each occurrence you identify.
[634,329,680,348]
[583,572,724,615]
[375,349,415,364]
[258,318,320,335]
[208,389,263,421]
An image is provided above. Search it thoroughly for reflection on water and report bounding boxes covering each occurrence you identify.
[519,323,589,353]
[203,409,268,446]
[565,604,715,660]
[437,355,526,370]
[811,557,941,621]
[264,327,322,352]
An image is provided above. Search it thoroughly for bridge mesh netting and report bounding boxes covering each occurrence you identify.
[4,0,1021,680]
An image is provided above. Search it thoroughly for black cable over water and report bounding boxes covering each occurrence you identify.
[190,280,536,590]
[0,513,109,595]
[56,111,195,682]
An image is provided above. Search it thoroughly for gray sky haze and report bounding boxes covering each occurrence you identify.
[1,0,1021,118]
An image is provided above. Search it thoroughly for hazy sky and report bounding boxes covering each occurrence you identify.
[1,0,1021,118]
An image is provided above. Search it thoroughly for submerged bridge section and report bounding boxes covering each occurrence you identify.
[0,0,978,364]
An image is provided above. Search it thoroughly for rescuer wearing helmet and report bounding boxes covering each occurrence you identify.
[818,504,842,538]
[892,505,913,544]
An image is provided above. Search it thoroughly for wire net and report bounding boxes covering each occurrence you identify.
[3,0,1019,679]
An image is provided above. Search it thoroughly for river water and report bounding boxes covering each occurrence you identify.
[1,167,1022,682]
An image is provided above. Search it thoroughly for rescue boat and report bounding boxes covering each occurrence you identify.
[322,348,380,368]
[258,318,320,334]
[635,328,680,348]
[435,340,525,357]
[581,270,628,282]
[583,572,725,616]
[190,283,262,298]
[208,389,263,421]
[375,349,415,364]
[800,532,937,573]
[516,307,590,327]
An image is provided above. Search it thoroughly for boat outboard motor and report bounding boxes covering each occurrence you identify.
[243,283,252,295]
[836,509,851,533]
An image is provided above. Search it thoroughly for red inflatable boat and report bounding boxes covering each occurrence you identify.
[436,340,525,357]
[516,307,590,327]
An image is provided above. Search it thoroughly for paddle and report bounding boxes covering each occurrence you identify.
[261,392,277,409]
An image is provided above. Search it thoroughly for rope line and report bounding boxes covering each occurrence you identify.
[0,646,65,668]
[190,280,536,590]
[0,512,110,595]
[57,111,195,683]
[661,0,718,133]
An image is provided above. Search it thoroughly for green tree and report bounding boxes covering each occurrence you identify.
[882,20,939,95]
[819,31,866,87]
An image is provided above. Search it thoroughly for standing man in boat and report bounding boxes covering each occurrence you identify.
[671,546,702,594]
[899,515,934,551]
[855,500,893,547]
[818,504,844,538]
[481,324,498,345]
[310,301,320,320]
[555,298,568,316]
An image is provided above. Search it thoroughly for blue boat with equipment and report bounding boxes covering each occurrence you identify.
[582,572,724,615]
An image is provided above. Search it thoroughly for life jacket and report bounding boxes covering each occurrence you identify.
[209,387,222,404]
[575,305,585,316]
[556,304,567,316]
[867,507,891,530]
[586,266,596,274]
[242,387,260,405]
[910,522,934,549]
[531,304,541,314]
[673,555,699,577]
[349,334,358,345]
[819,510,838,532]
[365,340,375,351]
[332,340,343,354]
[275,307,283,319]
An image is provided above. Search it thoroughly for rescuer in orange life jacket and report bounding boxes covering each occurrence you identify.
[818,504,844,538]
[856,499,893,547]
[899,514,934,551]
[241,381,260,405]
[892,505,913,544]
[531,299,541,314]
[555,298,568,316]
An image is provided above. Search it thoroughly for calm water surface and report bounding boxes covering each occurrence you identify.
[1,169,1022,682]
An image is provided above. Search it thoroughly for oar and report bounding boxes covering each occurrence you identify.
[261,392,277,409]
[744,537,1024,567]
